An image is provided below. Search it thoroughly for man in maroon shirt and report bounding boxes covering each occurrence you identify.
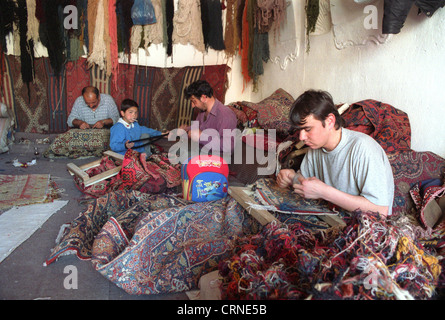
[179,80,237,153]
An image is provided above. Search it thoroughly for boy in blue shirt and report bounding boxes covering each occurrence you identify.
[110,99,163,156]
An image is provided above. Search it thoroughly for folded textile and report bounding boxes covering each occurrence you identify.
[342,99,411,153]
[73,149,182,197]
[43,129,110,159]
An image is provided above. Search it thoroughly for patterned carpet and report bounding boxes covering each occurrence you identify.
[0,174,51,212]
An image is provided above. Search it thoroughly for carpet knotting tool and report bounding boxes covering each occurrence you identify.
[246,202,339,216]
[130,132,168,148]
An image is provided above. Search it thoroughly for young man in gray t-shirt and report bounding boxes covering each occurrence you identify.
[276,90,394,218]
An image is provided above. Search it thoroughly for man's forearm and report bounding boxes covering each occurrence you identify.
[71,119,86,128]
[322,185,389,218]
[101,118,114,127]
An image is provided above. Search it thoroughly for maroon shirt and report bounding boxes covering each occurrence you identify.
[193,99,237,152]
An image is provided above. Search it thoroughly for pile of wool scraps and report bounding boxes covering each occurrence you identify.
[218,220,333,300]
[218,211,442,300]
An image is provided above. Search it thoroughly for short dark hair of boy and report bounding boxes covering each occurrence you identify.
[184,80,214,99]
[289,89,344,130]
[121,99,139,112]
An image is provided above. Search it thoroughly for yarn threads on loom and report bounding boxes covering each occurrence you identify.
[218,211,442,300]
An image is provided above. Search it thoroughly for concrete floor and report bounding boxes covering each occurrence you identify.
[0,133,189,300]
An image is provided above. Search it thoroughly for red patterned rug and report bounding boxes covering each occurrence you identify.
[0,174,54,212]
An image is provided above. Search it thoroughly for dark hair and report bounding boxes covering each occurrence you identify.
[289,90,343,129]
[81,86,99,97]
[121,99,139,112]
[184,80,213,99]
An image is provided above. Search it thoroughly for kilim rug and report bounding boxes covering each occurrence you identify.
[6,56,49,133]
[3,56,229,133]
[65,58,91,116]
[43,58,68,133]
[0,174,52,212]
[43,129,110,158]
[133,64,230,131]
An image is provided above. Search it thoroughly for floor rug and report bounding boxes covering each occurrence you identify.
[0,200,68,263]
[0,174,52,212]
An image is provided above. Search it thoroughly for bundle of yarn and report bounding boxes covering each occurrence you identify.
[218,211,441,300]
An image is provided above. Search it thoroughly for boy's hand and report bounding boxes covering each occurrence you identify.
[125,140,135,149]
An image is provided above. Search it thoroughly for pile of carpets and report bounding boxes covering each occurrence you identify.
[218,211,442,300]
[45,191,261,295]
[73,149,182,198]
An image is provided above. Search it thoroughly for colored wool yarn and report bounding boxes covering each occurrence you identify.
[218,211,442,300]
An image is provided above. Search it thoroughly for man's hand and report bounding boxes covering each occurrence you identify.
[125,140,135,149]
[293,176,326,199]
[92,120,105,129]
[276,169,296,189]
[189,128,202,141]
[79,121,91,129]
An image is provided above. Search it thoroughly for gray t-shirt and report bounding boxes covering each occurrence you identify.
[300,128,394,215]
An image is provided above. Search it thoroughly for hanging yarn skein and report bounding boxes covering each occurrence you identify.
[255,0,287,34]
[36,0,67,77]
[305,0,319,52]
[16,0,35,97]
[172,0,205,53]
[200,0,225,51]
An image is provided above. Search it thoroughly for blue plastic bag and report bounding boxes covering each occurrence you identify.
[131,0,156,25]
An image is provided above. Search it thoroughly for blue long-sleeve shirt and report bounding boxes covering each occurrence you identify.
[110,119,162,155]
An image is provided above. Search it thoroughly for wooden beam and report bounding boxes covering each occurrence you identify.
[228,186,346,229]
[67,150,125,186]
[66,162,89,181]
[83,166,122,187]
[103,150,124,161]
[228,186,278,226]
[318,213,346,228]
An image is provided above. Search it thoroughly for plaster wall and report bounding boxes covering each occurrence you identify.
[254,1,445,158]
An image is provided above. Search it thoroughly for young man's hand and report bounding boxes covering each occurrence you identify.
[276,169,296,189]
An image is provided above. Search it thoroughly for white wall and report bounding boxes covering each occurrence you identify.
[254,1,445,158]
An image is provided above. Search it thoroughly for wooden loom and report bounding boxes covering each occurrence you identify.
[228,186,346,228]
[66,150,124,187]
